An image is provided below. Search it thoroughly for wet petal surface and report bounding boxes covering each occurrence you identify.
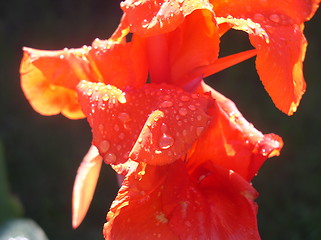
[104,160,260,240]
[190,82,283,181]
[213,0,320,114]
[77,80,213,166]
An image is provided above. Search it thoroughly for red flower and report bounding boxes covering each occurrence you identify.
[19,0,319,239]
[104,160,260,240]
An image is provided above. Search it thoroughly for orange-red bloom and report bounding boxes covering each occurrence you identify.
[19,0,319,239]
[104,160,260,240]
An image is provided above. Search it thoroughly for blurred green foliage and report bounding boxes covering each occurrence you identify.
[0,1,320,239]
[0,141,23,223]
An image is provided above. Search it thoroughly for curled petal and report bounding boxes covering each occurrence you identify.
[88,37,148,89]
[191,82,283,181]
[213,0,320,114]
[72,145,103,228]
[20,47,92,119]
[167,10,220,88]
[104,160,260,240]
[20,37,148,118]
[120,0,214,37]
[77,80,213,166]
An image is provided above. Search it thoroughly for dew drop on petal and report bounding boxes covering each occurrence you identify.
[114,124,120,132]
[160,100,173,108]
[159,134,174,150]
[104,153,116,164]
[118,112,131,122]
[100,140,110,153]
[196,126,204,137]
[179,108,188,116]
[86,89,93,96]
[269,14,280,23]
[102,94,109,101]
[254,13,264,21]
[188,105,196,111]
[98,124,104,131]
[182,130,187,136]
[118,132,125,140]
[180,95,190,102]
[118,94,127,104]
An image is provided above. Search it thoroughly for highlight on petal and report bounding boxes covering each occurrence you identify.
[104,160,260,240]
[72,145,103,229]
[145,9,221,89]
[20,47,92,119]
[190,82,283,181]
[167,9,220,87]
[77,80,213,166]
[120,0,214,37]
[212,0,320,114]
[88,36,148,89]
[20,37,148,119]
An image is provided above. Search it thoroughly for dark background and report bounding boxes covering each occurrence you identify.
[0,1,320,239]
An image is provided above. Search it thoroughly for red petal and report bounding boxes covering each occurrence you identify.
[72,145,103,228]
[120,0,214,37]
[104,160,260,239]
[20,47,92,119]
[250,25,307,115]
[20,37,148,118]
[88,37,148,89]
[166,10,220,88]
[77,81,212,166]
[191,82,283,181]
[213,0,320,23]
[213,0,320,114]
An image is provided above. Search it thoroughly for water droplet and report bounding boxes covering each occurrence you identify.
[180,95,190,102]
[86,89,93,96]
[100,140,110,153]
[259,0,268,5]
[118,94,126,104]
[162,95,171,100]
[261,148,268,156]
[197,115,202,121]
[118,132,125,140]
[188,105,196,111]
[59,54,65,59]
[104,153,116,163]
[191,93,198,99]
[102,94,109,101]
[159,134,174,150]
[99,103,106,110]
[118,112,130,122]
[179,108,188,116]
[269,14,280,23]
[114,124,120,132]
[160,100,173,108]
[254,13,264,21]
[196,126,204,137]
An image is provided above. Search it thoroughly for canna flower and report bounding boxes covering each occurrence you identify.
[19,0,319,239]
[120,0,320,115]
[76,79,282,239]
